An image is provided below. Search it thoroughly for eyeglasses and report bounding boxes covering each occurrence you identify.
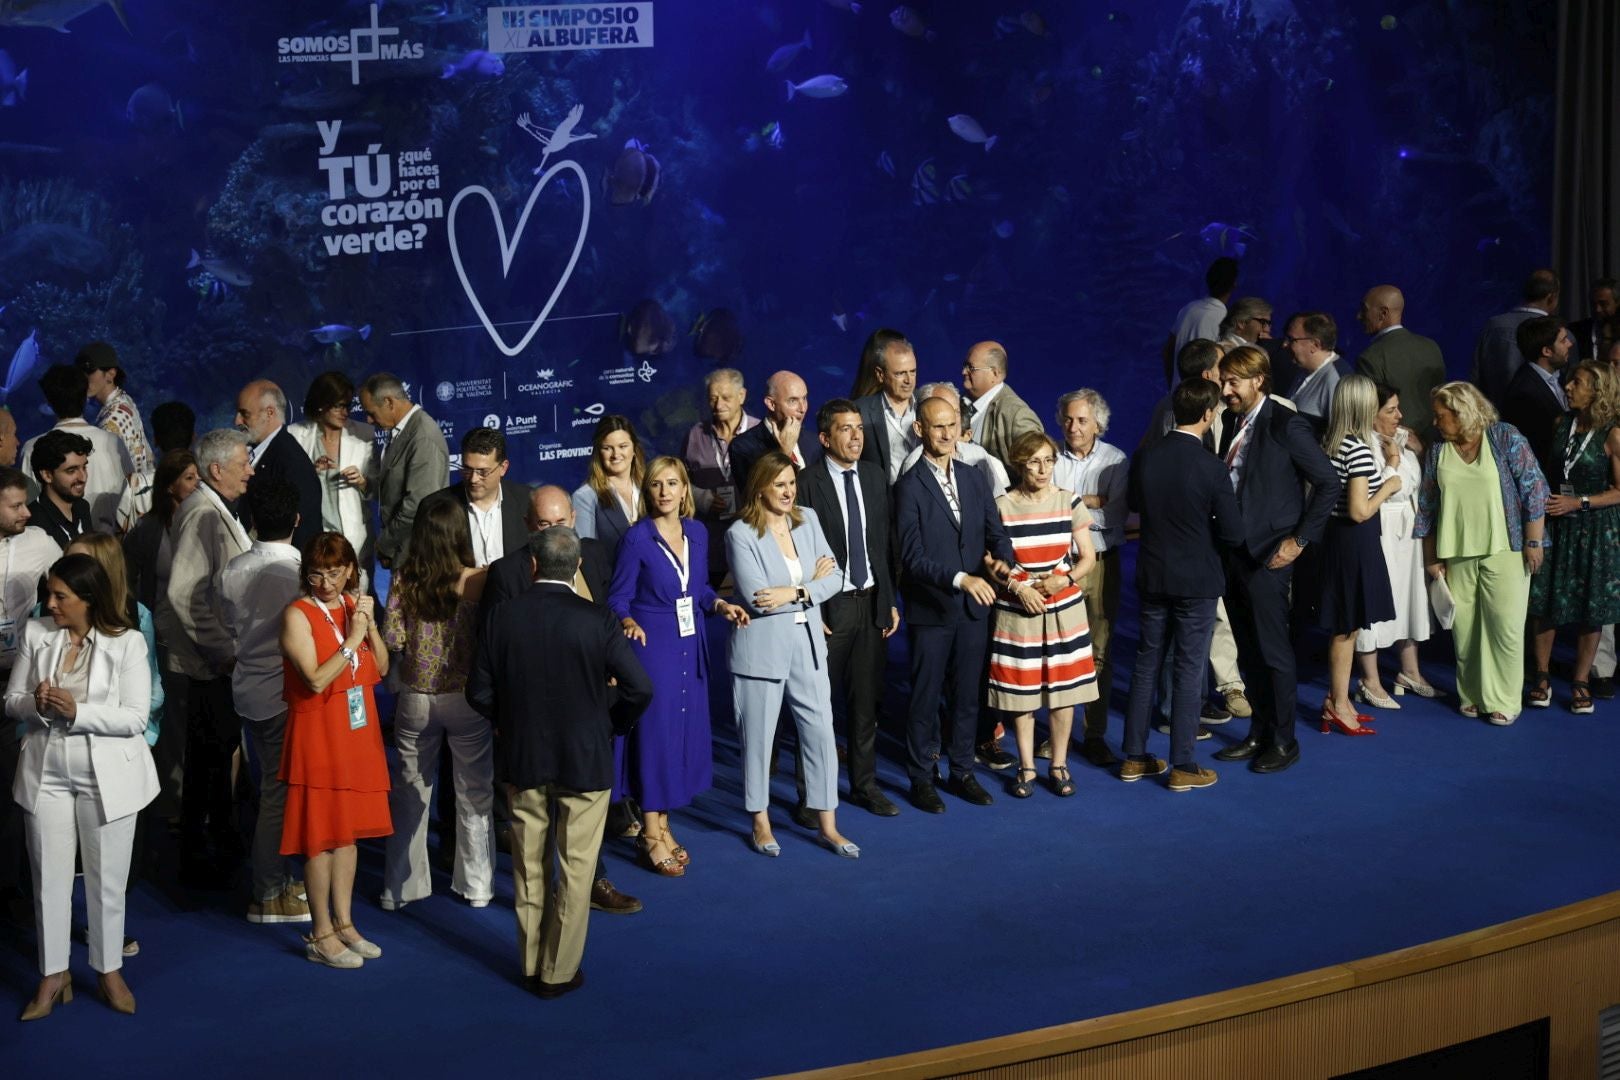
[462,465,502,480]
[306,569,348,585]
[1282,336,1315,346]
[962,364,994,375]
[1024,456,1056,467]
[1250,317,1273,328]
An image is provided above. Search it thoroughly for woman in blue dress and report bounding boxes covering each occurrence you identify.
[607,456,749,876]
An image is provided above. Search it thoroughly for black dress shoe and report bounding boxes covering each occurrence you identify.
[1212,735,1263,762]
[1591,675,1616,700]
[1251,743,1300,773]
[850,790,900,817]
[975,740,1016,770]
[533,969,586,999]
[1078,738,1120,768]
[909,781,946,814]
[945,772,994,806]
[790,803,819,830]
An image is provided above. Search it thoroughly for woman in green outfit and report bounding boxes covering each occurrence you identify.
[1529,362,1620,715]
[1414,382,1549,725]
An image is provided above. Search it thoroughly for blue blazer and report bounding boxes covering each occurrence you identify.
[894,456,1014,627]
[725,509,842,679]
[1215,399,1340,562]
[1128,431,1244,599]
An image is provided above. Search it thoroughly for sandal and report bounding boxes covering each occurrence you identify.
[665,833,691,868]
[304,929,362,969]
[637,835,684,877]
[1048,764,1076,798]
[1527,671,1552,708]
[332,920,381,959]
[1571,681,1595,716]
[1009,767,1036,799]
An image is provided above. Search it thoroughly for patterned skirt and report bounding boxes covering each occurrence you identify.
[987,594,1099,712]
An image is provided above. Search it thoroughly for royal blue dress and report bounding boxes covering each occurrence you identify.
[606,517,720,812]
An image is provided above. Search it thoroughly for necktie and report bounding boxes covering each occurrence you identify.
[843,469,869,589]
[962,398,978,424]
[1224,415,1250,468]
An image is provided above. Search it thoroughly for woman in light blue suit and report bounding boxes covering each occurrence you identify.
[727,451,860,859]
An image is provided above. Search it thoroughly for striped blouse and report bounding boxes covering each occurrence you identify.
[994,487,1091,612]
[1332,435,1382,519]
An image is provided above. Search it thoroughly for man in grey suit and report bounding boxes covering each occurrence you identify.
[1354,285,1448,443]
[854,330,919,484]
[1472,267,1560,408]
[1280,311,1344,437]
[960,340,1044,473]
[359,372,450,570]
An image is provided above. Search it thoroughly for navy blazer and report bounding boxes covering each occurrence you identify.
[1215,399,1340,562]
[245,427,323,551]
[894,456,1014,626]
[1128,431,1244,599]
[796,456,897,625]
[1499,363,1567,479]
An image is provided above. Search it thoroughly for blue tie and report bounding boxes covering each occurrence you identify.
[843,468,869,589]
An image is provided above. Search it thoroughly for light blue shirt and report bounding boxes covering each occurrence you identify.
[1053,440,1128,552]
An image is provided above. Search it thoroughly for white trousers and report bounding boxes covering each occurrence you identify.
[382,689,495,905]
[25,728,137,975]
[1597,623,1616,679]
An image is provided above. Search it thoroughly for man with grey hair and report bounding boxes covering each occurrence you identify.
[1049,389,1128,768]
[728,369,814,485]
[168,427,255,882]
[960,340,1043,472]
[1218,297,1274,348]
[683,368,759,583]
[236,378,322,550]
[901,383,1011,494]
[468,524,653,999]
[360,372,449,569]
[855,331,920,484]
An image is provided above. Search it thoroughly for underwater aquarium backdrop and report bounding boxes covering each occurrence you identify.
[0,0,1556,467]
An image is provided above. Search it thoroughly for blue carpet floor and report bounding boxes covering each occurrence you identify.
[7,567,1620,1076]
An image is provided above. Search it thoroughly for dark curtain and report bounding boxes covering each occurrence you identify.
[1552,0,1620,316]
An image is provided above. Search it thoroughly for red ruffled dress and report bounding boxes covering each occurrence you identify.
[279,597,392,855]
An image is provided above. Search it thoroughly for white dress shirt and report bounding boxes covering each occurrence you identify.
[1172,296,1226,351]
[468,488,505,567]
[385,404,424,461]
[0,527,60,673]
[900,439,1010,498]
[219,540,303,721]
[1225,398,1266,491]
[1053,440,1128,552]
[822,456,873,591]
[880,397,918,483]
[248,425,285,467]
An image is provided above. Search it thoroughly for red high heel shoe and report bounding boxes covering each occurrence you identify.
[1320,704,1377,736]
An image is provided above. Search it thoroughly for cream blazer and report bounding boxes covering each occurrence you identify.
[8,618,158,822]
[287,419,379,567]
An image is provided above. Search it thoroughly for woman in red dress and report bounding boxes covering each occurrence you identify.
[278,532,391,969]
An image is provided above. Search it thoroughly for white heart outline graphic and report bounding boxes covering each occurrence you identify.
[447,158,591,358]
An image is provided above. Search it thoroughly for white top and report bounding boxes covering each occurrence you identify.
[0,528,59,661]
[1172,296,1226,351]
[879,396,918,483]
[21,418,135,534]
[219,540,304,721]
[1224,399,1267,491]
[468,487,504,568]
[900,439,1010,498]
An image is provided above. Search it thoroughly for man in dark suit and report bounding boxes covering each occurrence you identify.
[853,331,919,485]
[477,483,639,915]
[467,526,652,999]
[1566,277,1616,361]
[798,399,901,817]
[360,372,450,570]
[1209,346,1340,774]
[1501,316,1572,478]
[236,380,322,551]
[1122,380,1245,791]
[729,369,817,487]
[894,396,1016,811]
[1354,285,1448,443]
[1472,267,1560,408]
[421,427,531,568]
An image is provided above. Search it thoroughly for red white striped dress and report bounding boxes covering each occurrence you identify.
[987,488,1098,711]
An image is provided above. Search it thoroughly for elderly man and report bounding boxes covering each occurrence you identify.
[1048,389,1128,768]
[855,330,920,484]
[421,427,529,568]
[901,383,1011,494]
[168,428,255,879]
[467,526,653,999]
[1280,311,1345,435]
[1354,285,1448,442]
[359,372,449,570]
[729,369,816,485]
[478,484,641,915]
[683,368,759,582]
[236,379,322,551]
[960,341,1043,472]
[20,364,133,533]
[1474,268,1560,407]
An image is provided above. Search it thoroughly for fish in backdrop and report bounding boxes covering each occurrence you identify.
[876,150,895,177]
[0,51,26,106]
[0,0,129,33]
[766,30,811,73]
[912,157,939,205]
[786,74,848,101]
[621,299,676,357]
[3,328,39,401]
[1199,221,1257,254]
[441,49,504,79]
[822,0,861,12]
[126,82,183,131]
[948,114,997,151]
[890,6,937,41]
[1476,236,1502,253]
[602,138,660,205]
[310,324,370,344]
[187,249,253,289]
[751,120,784,151]
[691,309,744,363]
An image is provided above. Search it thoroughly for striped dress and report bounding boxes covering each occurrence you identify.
[987,487,1099,712]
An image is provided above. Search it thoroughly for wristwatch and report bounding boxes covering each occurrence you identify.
[340,645,356,662]
[1525,540,1543,549]
[1581,496,1591,511]
[1292,536,1310,549]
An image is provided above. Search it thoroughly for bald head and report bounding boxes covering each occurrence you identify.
[1357,285,1405,336]
[529,484,575,531]
[235,379,288,445]
[962,341,1007,402]
[763,370,809,424]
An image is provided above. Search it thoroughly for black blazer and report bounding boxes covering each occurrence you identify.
[26,494,90,550]
[1215,399,1340,562]
[796,457,897,625]
[467,581,652,791]
[1128,431,1243,598]
[477,536,613,631]
[893,457,1014,626]
[421,478,531,560]
[1499,363,1568,478]
[730,420,818,491]
[244,428,323,551]
[1567,317,1602,362]
[855,392,909,481]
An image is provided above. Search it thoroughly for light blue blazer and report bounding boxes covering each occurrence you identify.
[725,509,842,679]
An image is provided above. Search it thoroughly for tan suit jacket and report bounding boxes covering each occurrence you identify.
[165,484,250,679]
[976,383,1045,470]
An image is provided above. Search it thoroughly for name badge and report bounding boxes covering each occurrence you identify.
[0,618,16,665]
[1560,484,1576,497]
[716,485,736,516]
[347,685,368,730]
[675,595,696,638]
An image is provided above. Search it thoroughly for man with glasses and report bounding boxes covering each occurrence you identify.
[960,340,1043,475]
[421,427,530,569]
[1279,312,1345,437]
[236,379,322,551]
[1354,284,1448,443]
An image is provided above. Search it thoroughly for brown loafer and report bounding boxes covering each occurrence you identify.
[590,878,643,914]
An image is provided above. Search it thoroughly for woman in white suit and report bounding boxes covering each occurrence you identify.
[288,371,378,576]
[8,554,155,1020]
[726,451,859,859]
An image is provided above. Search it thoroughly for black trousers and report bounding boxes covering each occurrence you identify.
[907,618,988,782]
[1224,553,1299,751]
[181,675,242,853]
[799,589,884,800]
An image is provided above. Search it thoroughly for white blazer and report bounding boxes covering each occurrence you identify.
[7,618,158,822]
[287,419,379,565]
